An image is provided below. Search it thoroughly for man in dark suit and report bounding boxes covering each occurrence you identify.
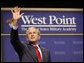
[10,6,51,62]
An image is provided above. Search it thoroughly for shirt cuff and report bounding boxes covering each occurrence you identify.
[12,26,18,30]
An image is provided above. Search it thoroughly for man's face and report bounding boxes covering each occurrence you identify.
[27,28,40,43]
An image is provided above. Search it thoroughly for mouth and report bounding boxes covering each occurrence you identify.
[31,37,35,39]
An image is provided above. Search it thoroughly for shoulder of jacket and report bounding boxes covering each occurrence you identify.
[40,47,49,52]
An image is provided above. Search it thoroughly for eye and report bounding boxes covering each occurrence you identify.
[29,32,32,35]
[33,32,36,34]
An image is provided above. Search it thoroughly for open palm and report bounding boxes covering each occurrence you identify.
[11,6,24,20]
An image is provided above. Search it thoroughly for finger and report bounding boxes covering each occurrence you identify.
[18,8,21,13]
[20,13,24,18]
[14,6,19,12]
[20,13,24,17]
[11,9,13,13]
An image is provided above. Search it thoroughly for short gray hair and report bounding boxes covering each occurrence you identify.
[26,27,40,38]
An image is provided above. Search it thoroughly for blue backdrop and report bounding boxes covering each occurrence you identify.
[1,10,83,62]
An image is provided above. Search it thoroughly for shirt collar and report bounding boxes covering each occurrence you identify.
[29,42,40,48]
[32,44,41,49]
[32,44,39,47]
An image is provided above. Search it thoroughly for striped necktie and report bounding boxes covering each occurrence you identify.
[35,46,42,62]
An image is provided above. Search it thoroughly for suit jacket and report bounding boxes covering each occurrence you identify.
[10,28,51,62]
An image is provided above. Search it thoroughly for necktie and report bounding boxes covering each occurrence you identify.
[35,46,42,62]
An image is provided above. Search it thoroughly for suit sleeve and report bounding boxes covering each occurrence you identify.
[10,28,24,55]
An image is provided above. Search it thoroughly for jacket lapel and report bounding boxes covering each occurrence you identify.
[26,44,38,62]
[40,46,46,62]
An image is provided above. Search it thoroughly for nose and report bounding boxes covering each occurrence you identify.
[31,33,34,36]
[31,34,34,36]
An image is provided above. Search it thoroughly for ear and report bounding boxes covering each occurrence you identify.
[38,35,40,40]
[26,35,29,41]
[26,37,29,41]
